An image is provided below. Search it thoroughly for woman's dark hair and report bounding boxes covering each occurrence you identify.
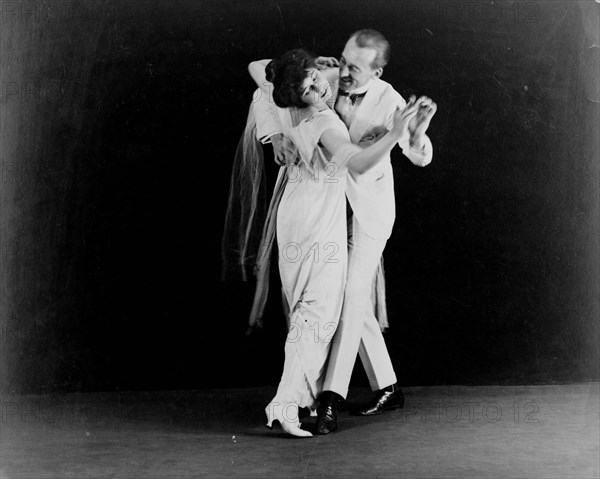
[266,49,317,109]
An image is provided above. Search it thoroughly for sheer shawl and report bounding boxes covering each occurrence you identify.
[221,98,302,328]
[221,101,267,282]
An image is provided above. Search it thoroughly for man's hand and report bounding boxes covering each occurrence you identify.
[407,96,437,149]
[315,56,339,70]
[271,133,298,166]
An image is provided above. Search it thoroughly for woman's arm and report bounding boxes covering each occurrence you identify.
[320,97,421,175]
[248,59,272,93]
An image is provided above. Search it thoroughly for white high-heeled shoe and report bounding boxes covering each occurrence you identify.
[265,402,313,438]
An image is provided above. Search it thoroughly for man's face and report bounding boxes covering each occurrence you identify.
[338,37,382,92]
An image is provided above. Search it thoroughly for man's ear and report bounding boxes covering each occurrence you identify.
[373,67,383,78]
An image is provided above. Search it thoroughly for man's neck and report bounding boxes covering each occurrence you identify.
[342,79,374,95]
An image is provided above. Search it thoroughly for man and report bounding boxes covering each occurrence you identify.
[253,29,437,434]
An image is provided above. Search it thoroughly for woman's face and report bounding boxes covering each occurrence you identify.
[299,68,333,107]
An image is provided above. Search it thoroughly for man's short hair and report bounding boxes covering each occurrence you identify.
[350,29,390,70]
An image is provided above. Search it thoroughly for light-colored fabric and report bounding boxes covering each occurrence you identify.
[250,68,434,399]
[372,256,389,331]
[323,215,397,398]
[248,167,288,328]
[334,79,373,128]
[246,95,304,328]
[323,76,428,396]
[221,101,267,282]
[248,112,362,329]
[252,84,390,330]
[253,89,282,144]
[342,78,405,240]
[333,76,433,240]
[270,109,350,408]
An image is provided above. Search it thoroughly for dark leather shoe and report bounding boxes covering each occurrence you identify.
[316,391,343,434]
[356,383,405,416]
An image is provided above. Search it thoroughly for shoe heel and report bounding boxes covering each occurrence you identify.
[265,405,275,429]
[265,402,312,437]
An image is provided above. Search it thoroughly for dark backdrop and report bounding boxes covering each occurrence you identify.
[1,0,598,394]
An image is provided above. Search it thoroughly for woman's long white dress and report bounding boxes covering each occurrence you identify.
[269,108,359,410]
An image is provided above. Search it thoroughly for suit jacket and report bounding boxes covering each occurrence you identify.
[253,71,433,240]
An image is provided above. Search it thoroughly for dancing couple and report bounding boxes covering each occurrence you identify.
[223,29,437,437]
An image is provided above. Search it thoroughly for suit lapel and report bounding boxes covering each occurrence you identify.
[348,78,388,143]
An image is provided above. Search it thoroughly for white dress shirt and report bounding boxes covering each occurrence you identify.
[334,80,373,128]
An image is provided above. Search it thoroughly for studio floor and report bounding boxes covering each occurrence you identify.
[1,383,598,478]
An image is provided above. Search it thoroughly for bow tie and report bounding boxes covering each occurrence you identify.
[338,89,367,105]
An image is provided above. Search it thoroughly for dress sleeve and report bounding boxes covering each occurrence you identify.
[253,89,282,144]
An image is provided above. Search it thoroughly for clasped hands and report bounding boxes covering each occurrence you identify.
[404,95,437,150]
[355,96,437,159]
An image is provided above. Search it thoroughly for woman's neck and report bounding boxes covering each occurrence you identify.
[299,103,328,121]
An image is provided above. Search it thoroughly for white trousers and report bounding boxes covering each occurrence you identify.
[323,214,397,399]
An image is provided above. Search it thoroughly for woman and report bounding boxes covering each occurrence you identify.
[230,49,419,437]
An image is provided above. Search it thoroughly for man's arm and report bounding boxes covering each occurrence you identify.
[406,96,436,165]
[400,134,433,168]
[386,95,435,167]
